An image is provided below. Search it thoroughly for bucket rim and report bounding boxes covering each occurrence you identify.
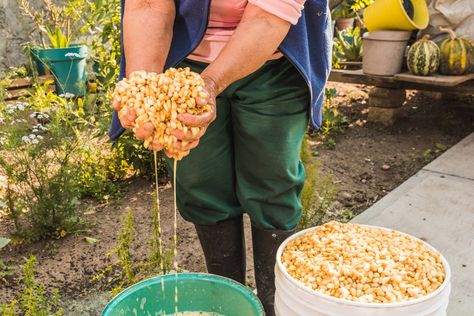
[395,0,430,30]
[276,224,452,308]
[32,44,88,52]
[101,272,264,315]
[365,0,429,31]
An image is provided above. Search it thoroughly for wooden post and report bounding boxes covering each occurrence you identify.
[367,87,406,125]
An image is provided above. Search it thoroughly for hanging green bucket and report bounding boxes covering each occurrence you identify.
[34,45,88,96]
[30,47,47,76]
[102,273,265,316]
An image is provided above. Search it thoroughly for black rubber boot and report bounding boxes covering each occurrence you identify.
[252,225,295,316]
[194,216,246,284]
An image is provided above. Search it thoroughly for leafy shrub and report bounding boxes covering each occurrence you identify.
[0,87,85,240]
[0,82,126,241]
[83,0,121,92]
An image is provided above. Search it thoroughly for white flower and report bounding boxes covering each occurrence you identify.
[22,136,30,143]
[65,52,81,58]
[36,135,44,140]
[31,139,39,144]
[7,109,14,114]
[59,92,75,98]
[29,134,36,139]
[17,104,25,111]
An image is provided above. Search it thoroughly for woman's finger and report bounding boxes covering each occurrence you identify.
[178,111,214,127]
[135,121,154,140]
[125,108,137,121]
[112,96,122,111]
[151,139,163,152]
[196,90,209,107]
[172,127,206,141]
[172,139,200,151]
[120,117,133,129]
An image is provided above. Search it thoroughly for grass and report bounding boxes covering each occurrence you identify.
[299,134,338,230]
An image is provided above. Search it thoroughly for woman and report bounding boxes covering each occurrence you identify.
[110,1,331,314]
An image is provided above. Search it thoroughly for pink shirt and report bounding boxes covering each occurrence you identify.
[188,0,306,63]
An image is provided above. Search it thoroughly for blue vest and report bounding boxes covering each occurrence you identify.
[109,0,332,140]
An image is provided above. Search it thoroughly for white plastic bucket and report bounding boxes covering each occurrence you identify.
[275,225,451,316]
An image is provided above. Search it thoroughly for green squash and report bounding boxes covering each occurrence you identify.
[439,27,474,75]
[407,35,440,76]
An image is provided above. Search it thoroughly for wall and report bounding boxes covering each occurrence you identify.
[0,0,40,72]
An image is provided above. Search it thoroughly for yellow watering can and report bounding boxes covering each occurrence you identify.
[364,0,430,32]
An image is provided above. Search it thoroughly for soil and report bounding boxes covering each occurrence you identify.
[0,83,473,315]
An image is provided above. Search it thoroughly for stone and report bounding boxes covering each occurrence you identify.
[381,164,391,171]
[368,87,406,108]
[368,107,400,125]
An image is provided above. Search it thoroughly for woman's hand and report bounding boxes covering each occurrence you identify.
[113,86,156,141]
[169,76,218,157]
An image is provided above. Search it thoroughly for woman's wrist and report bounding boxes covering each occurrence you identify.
[200,73,222,97]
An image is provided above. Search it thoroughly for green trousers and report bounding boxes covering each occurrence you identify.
[166,58,309,230]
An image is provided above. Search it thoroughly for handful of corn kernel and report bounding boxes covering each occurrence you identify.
[281,221,446,303]
[114,68,211,160]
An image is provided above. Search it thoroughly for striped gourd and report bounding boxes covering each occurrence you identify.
[407,35,440,76]
[439,27,474,75]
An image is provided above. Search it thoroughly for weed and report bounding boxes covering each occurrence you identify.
[0,256,63,315]
[320,88,348,142]
[341,209,355,222]
[324,138,337,150]
[95,201,175,296]
[112,208,136,291]
[0,260,14,284]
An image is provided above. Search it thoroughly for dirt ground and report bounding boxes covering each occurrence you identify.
[0,82,473,314]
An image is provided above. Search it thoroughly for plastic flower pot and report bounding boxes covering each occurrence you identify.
[102,273,264,316]
[336,18,355,31]
[362,30,412,76]
[34,45,88,96]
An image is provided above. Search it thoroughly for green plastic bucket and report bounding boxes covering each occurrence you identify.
[35,45,88,96]
[30,47,47,76]
[102,273,264,316]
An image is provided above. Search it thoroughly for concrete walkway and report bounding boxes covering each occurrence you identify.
[352,133,474,315]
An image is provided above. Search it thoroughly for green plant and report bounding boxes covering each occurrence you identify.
[0,86,85,241]
[332,41,342,69]
[350,0,374,12]
[75,139,126,202]
[331,2,356,19]
[0,66,35,103]
[18,0,87,48]
[0,256,63,315]
[335,27,363,62]
[95,201,174,296]
[0,260,14,284]
[299,135,338,230]
[113,134,168,179]
[321,88,348,139]
[83,0,122,91]
[1,300,17,316]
